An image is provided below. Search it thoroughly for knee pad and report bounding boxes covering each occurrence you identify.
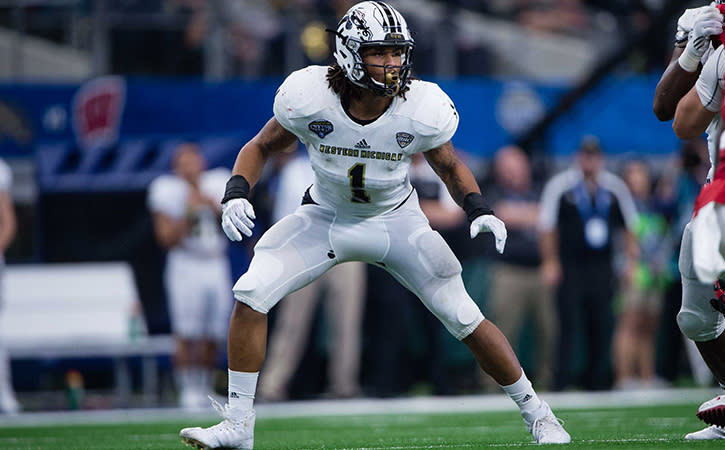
[409,230,482,339]
[677,221,725,341]
[428,276,484,340]
[233,251,285,314]
[678,278,725,341]
[677,309,710,341]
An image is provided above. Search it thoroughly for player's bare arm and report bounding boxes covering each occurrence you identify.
[655,5,723,120]
[653,47,700,121]
[673,87,717,139]
[422,141,480,206]
[231,117,298,188]
[424,141,507,253]
[221,117,298,241]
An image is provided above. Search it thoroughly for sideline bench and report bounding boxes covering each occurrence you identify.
[0,262,174,407]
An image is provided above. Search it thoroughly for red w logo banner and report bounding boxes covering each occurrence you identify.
[72,76,126,151]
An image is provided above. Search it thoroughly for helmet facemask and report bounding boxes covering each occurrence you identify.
[351,43,413,97]
[331,1,415,97]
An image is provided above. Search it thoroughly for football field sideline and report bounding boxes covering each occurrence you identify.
[0,386,718,428]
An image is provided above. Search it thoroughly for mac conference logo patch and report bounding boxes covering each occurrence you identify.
[396,132,414,148]
[309,120,334,138]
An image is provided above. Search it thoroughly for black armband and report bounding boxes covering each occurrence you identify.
[221,175,250,204]
[462,192,494,223]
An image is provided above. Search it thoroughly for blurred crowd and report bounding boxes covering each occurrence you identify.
[0,0,677,78]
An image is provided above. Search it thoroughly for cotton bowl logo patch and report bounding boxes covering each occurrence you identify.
[309,120,334,138]
[396,132,414,148]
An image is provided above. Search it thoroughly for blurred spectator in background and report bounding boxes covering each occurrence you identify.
[147,143,233,409]
[367,152,465,397]
[611,159,670,390]
[483,145,556,392]
[538,136,638,391]
[516,0,589,35]
[258,150,366,401]
[0,158,18,414]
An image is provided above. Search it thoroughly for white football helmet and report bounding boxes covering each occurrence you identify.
[331,1,414,97]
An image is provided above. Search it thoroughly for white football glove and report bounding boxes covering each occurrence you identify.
[221,198,256,241]
[679,5,723,72]
[470,214,507,254]
[676,6,711,44]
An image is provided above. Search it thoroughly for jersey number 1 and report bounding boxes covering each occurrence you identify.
[348,163,371,203]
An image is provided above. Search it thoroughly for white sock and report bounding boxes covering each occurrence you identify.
[500,370,542,416]
[228,369,258,411]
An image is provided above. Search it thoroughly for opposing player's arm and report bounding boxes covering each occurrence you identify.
[653,47,700,121]
[422,141,480,206]
[672,87,717,139]
[231,117,298,189]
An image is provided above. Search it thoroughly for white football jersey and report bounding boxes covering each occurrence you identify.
[273,65,458,217]
[148,167,230,258]
[695,44,725,181]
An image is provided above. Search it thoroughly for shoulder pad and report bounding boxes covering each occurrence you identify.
[274,66,334,122]
[399,80,459,137]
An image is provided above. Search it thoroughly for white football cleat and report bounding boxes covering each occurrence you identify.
[523,401,571,444]
[685,425,725,440]
[180,397,255,450]
[697,395,725,427]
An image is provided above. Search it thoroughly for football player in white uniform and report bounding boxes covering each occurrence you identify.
[661,3,725,440]
[179,2,569,448]
[148,143,233,410]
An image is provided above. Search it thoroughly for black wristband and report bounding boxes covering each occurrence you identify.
[221,175,250,204]
[462,192,494,223]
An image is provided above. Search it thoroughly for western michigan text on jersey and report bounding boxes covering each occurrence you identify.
[318,144,403,161]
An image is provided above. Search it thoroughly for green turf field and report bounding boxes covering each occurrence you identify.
[0,403,721,449]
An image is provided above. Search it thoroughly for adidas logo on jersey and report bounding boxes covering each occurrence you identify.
[354,139,370,149]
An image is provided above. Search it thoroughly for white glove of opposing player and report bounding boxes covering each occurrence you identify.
[679,5,723,72]
[676,6,711,43]
[221,198,256,241]
[470,214,507,254]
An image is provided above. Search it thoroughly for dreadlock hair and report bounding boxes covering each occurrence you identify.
[326,63,411,104]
